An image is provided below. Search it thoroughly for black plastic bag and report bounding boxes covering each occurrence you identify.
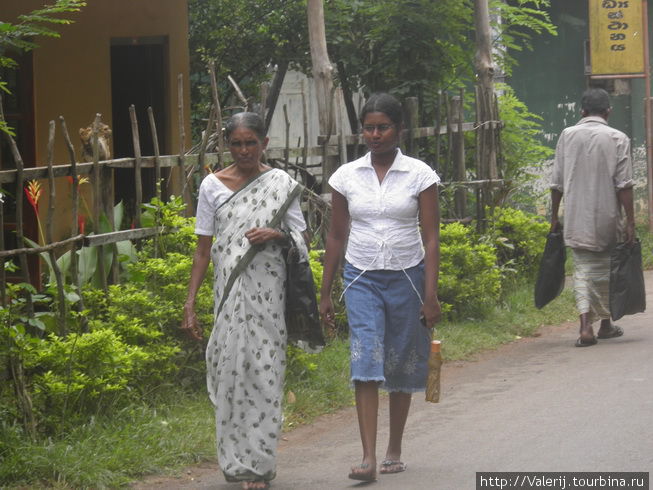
[284,235,325,348]
[610,239,646,321]
[534,230,566,309]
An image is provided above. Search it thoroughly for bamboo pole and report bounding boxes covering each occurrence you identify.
[46,120,67,336]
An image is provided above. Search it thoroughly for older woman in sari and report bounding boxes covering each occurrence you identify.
[181,112,307,490]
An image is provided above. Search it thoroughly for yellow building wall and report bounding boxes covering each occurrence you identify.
[3,0,191,240]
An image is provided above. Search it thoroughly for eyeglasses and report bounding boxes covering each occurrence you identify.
[362,124,395,134]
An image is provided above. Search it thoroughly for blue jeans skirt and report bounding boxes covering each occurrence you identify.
[343,262,430,393]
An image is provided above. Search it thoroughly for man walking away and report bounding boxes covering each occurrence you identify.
[550,87,635,347]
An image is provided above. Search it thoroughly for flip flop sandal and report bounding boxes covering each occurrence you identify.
[597,325,624,339]
[380,460,407,474]
[575,336,597,347]
[348,463,377,482]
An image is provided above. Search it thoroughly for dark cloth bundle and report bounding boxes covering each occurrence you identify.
[534,229,566,309]
[610,239,646,321]
[284,234,325,348]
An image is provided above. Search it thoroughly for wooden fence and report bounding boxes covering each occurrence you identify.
[0,85,503,328]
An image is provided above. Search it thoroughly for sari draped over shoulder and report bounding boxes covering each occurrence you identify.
[205,168,303,483]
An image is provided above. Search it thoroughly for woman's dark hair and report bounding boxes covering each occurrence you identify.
[581,88,611,116]
[359,92,403,127]
[224,112,266,141]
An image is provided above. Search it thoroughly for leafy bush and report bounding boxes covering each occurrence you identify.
[485,207,549,275]
[24,329,149,428]
[496,83,555,210]
[438,222,502,318]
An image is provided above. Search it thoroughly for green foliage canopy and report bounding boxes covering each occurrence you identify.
[0,0,86,135]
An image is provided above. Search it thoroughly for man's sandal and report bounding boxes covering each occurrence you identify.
[597,325,624,339]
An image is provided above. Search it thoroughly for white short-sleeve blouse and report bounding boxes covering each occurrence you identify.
[328,149,440,271]
[194,172,306,236]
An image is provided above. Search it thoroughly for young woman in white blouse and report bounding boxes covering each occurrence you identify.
[320,93,441,482]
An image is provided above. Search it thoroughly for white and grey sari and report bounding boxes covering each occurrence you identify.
[205,168,305,483]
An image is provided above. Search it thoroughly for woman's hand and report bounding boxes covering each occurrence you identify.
[181,303,203,342]
[320,295,336,328]
[421,294,442,329]
[245,227,285,245]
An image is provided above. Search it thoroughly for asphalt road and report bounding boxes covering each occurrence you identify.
[135,271,653,490]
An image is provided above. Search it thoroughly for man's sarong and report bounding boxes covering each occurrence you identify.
[571,248,611,324]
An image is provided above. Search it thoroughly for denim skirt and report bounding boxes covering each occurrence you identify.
[343,262,430,393]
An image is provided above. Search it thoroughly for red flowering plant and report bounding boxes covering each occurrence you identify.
[24,179,45,245]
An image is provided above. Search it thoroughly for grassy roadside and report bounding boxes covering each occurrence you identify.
[0,279,578,488]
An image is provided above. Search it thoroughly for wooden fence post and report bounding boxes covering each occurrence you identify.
[0,186,4,308]
[405,97,419,156]
[129,106,143,229]
[433,91,442,173]
[451,95,467,218]
[209,63,225,170]
[46,120,67,335]
[178,74,194,215]
[91,114,108,293]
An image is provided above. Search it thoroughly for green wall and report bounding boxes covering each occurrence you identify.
[509,0,652,149]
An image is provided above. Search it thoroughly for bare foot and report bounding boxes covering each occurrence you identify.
[348,462,377,481]
[241,481,269,489]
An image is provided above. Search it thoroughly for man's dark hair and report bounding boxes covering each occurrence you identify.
[581,88,611,115]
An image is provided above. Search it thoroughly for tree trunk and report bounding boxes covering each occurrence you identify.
[336,61,359,134]
[474,0,498,181]
[307,0,335,136]
[307,0,339,192]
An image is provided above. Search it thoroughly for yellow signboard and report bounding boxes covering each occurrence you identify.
[589,0,644,75]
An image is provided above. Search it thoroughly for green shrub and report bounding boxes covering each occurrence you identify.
[24,329,150,427]
[485,206,549,275]
[439,222,502,318]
